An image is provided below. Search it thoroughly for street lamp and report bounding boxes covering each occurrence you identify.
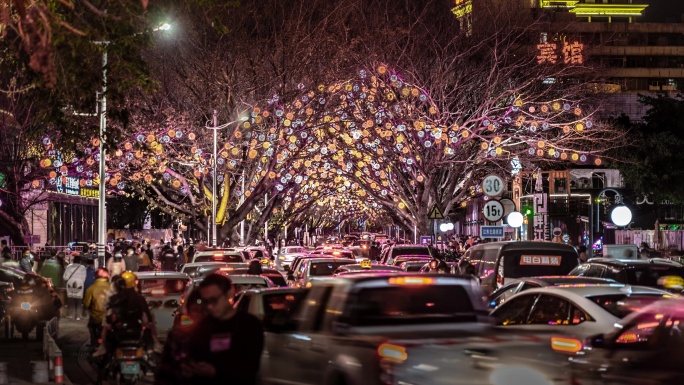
[611,205,632,227]
[95,22,172,262]
[206,112,248,247]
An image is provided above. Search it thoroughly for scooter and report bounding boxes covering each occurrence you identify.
[97,330,154,385]
[8,286,45,341]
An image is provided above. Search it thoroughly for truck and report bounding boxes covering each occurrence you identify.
[260,273,569,385]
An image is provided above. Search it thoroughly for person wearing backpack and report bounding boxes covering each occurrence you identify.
[63,255,87,320]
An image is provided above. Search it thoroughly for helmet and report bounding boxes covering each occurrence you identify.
[121,271,137,289]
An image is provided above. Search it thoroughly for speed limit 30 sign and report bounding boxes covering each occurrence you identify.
[483,200,504,222]
[483,174,504,197]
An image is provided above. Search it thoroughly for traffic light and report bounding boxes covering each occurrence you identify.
[521,204,533,216]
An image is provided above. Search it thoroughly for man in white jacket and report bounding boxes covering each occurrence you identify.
[106,251,127,278]
[63,255,87,320]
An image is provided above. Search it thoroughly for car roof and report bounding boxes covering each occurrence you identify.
[391,244,429,249]
[136,271,189,279]
[338,264,403,271]
[583,258,683,267]
[519,283,672,297]
[227,274,273,284]
[242,287,307,295]
[195,250,243,256]
[526,276,615,285]
[304,258,356,263]
[469,240,577,252]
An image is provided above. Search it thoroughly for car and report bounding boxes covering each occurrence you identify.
[275,246,309,271]
[180,262,233,279]
[379,244,433,265]
[214,266,288,287]
[561,297,684,385]
[242,246,272,261]
[390,255,432,267]
[308,249,355,260]
[398,260,429,272]
[458,241,581,295]
[332,263,403,276]
[290,258,356,288]
[136,271,190,341]
[491,284,673,340]
[192,250,247,264]
[233,287,308,330]
[488,276,616,308]
[568,258,684,292]
[180,273,276,312]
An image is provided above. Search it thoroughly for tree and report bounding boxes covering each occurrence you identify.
[616,94,684,205]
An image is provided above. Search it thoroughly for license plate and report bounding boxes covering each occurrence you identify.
[120,362,140,375]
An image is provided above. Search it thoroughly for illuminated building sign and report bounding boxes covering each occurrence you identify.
[537,41,584,65]
[452,0,472,19]
[55,176,99,198]
[539,1,649,19]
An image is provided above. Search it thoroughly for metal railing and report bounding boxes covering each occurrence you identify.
[8,246,84,261]
[42,317,63,383]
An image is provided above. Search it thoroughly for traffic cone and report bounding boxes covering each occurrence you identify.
[54,354,64,384]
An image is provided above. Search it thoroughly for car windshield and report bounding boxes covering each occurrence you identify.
[194,253,244,263]
[310,261,355,276]
[139,278,188,296]
[283,247,306,254]
[587,294,671,318]
[347,285,475,326]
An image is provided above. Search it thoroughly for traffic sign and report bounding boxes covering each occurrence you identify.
[427,204,445,220]
[483,200,504,222]
[420,236,433,245]
[481,226,505,238]
[483,174,504,197]
[499,198,516,217]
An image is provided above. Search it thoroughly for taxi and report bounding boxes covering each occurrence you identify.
[332,259,403,276]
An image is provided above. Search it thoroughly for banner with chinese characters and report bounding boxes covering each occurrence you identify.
[533,193,549,241]
[55,176,99,198]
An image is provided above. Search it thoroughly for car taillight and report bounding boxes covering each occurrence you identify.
[116,347,143,359]
[150,289,166,296]
[551,336,583,353]
[378,343,407,385]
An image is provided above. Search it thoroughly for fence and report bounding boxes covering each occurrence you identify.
[42,317,63,383]
[8,246,83,261]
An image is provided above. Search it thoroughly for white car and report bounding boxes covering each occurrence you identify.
[275,246,309,271]
[491,284,673,340]
[192,250,248,265]
[136,271,190,341]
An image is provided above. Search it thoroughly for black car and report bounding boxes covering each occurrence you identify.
[379,244,433,265]
[488,275,615,308]
[569,258,684,292]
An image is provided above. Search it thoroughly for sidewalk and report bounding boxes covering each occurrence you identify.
[0,320,71,384]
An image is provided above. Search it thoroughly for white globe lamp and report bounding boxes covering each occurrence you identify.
[507,211,524,228]
[611,205,632,227]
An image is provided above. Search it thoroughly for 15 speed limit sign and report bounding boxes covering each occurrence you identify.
[483,200,504,222]
[482,174,504,197]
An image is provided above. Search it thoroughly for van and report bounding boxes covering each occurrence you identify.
[602,244,639,259]
[459,241,580,295]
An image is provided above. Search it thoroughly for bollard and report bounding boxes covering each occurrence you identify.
[54,354,64,384]
[0,362,8,384]
[31,361,49,383]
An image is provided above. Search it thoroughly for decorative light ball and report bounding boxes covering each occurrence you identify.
[611,206,632,227]
[507,211,524,228]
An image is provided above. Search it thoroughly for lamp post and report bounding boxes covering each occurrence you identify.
[206,113,248,247]
[94,22,172,262]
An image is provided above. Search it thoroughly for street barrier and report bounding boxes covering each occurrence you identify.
[43,318,64,383]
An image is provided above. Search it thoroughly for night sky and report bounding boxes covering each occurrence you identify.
[640,0,684,22]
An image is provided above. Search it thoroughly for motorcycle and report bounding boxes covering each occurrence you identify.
[97,330,155,385]
[8,284,45,341]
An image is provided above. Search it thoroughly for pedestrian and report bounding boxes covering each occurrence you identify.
[185,245,196,266]
[138,247,153,272]
[161,248,178,272]
[1,240,12,262]
[40,250,64,289]
[578,245,588,263]
[19,249,33,273]
[247,260,263,275]
[107,251,127,277]
[181,274,264,385]
[123,246,139,272]
[63,255,87,320]
[83,268,110,347]
[154,288,206,385]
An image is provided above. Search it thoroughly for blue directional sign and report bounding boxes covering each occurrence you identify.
[480,226,505,239]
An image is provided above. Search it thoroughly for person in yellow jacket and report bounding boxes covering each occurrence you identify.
[83,268,111,347]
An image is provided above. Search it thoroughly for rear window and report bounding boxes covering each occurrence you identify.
[264,273,287,286]
[391,247,431,258]
[347,285,475,326]
[234,280,270,292]
[310,261,355,276]
[624,266,684,288]
[588,294,671,319]
[283,247,307,254]
[194,253,244,263]
[139,278,188,295]
[262,291,307,322]
[503,251,579,278]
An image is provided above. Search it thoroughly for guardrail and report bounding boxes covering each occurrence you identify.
[42,317,64,384]
[8,246,83,261]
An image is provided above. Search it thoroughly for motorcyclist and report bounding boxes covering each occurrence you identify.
[10,274,59,324]
[93,271,162,357]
